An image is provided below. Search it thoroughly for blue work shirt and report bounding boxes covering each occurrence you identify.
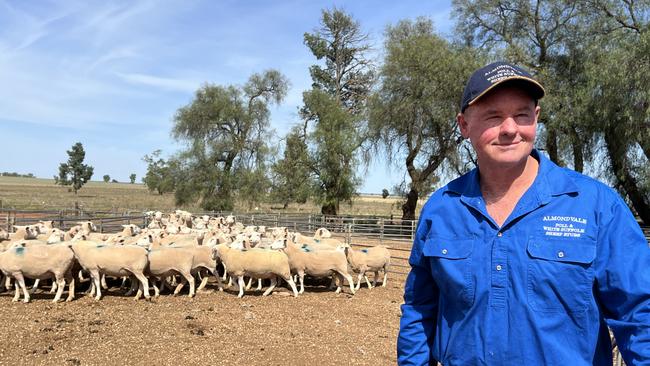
[397,150,650,365]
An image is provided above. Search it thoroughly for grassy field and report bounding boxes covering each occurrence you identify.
[0,176,426,217]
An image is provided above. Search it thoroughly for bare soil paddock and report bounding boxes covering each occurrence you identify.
[0,275,407,366]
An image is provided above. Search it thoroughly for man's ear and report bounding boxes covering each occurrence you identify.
[457,112,470,139]
[534,105,541,121]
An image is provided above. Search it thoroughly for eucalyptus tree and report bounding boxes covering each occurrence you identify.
[452,0,586,169]
[300,8,375,215]
[270,126,313,209]
[579,1,650,223]
[369,18,481,220]
[171,70,288,211]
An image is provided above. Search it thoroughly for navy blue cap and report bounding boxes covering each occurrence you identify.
[460,61,545,112]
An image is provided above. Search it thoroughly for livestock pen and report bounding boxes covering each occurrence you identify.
[0,210,646,365]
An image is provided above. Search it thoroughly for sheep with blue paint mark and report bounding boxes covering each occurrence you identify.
[68,241,151,301]
[279,240,356,295]
[0,242,76,303]
[344,245,391,290]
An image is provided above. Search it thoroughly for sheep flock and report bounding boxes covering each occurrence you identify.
[0,210,391,303]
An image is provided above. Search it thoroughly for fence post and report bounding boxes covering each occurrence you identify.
[380,218,384,244]
[99,218,104,233]
[59,210,64,230]
[411,220,415,241]
[5,212,9,231]
[308,215,312,232]
[346,223,352,245]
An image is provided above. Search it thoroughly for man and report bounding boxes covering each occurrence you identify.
[397,61,650,365]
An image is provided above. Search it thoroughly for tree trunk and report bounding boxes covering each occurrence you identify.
[401,188,419,221]
[604,128,650,225]
[570,127,584,173]
[321,202,337,216]
[546,127,562,166]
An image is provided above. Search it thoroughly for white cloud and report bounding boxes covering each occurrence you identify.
[115,72,201,94]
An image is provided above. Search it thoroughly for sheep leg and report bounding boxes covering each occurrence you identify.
[119,276,128,291]
[197,272,209,292]
[208,268,224,292]
[262,277,276,296]
[65,272,75,302]
[286,275,299,297]
[173,277,187,296]
[30,279,40,294]
[245,277,253,290]
[183,272,195,298]
[90,270,102,300]
[364,274,373,289]
[256,278,262,291]
[341,272,356,295]
[382,269,388,287]
[14,273,30,303]
[12,282,21,302]
[132,272,150,300]
[101,274,108,290]
[373,271,379,287]
[152,278,161,297]
[49,279,58,294]
[333,274,343,293]
[355,272,364,291]
[88,279,96,297]
[298,272,305,294]
[53,276,66,302]
[237,276,245,298]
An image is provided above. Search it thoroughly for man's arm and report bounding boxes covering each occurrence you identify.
[594,195,650,364]
[397,218,439,366]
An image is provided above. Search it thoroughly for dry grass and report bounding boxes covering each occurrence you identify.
[0,176,426,216]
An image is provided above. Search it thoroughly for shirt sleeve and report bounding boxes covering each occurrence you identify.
[397,216,439,366]
[594,194,650,364]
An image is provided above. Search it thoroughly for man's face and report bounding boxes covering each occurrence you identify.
[457,85,540,169]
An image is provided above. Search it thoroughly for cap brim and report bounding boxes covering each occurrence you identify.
[467,76,545,107]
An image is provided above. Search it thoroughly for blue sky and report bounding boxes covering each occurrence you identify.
[0,0,454,193]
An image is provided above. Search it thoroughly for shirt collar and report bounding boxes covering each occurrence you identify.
[445,149,580,204]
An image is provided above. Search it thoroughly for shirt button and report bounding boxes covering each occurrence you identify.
[441,249,448,255]
[497,232,503,237]
[557,251,565,258]
[496,265,502,271]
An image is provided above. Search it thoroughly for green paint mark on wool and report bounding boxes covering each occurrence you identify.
[14,247,25,256]
[361,249,368,254]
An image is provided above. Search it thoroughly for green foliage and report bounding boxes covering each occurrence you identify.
[2,172,34,178]
[142,150,178,195]
[301,8,374,215]
[271,126,313,208]
[55,142,94,194]
[103,175,110,183]
[369,17,481,219]
[129,173,136,184]
[382,189,389,199]
[171,70,288,211]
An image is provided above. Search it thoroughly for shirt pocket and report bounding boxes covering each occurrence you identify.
[423,237,475,309]
[526,236,596,313]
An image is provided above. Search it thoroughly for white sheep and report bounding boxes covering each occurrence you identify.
[344,246,391,290]
[68,241,150,301]
[280,240,356,295]
[211,244,298,298]
[0,243,76,303]
[147,246,196,297]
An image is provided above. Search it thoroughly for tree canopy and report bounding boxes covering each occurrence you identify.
[54,142,94,194]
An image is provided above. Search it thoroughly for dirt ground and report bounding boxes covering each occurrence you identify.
[0,275,407,366]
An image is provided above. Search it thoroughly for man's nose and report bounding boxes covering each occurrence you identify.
[499,116,518,135]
